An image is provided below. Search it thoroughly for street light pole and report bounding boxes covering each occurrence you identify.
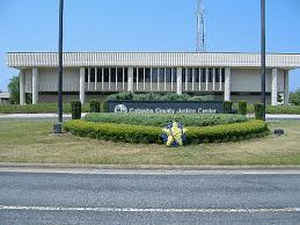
[54,0,64,133]
[261,0,266,121]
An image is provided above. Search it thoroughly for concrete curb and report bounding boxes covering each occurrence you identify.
[1,163,300,171]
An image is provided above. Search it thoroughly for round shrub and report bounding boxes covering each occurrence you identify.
[224,101,233,113]
[64,120,269,144]
[238,101,247,115]
[89,99,101,113]
[254,103,265,120]
[71,101,81,120]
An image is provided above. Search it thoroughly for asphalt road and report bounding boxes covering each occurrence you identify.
[1,170,300,225]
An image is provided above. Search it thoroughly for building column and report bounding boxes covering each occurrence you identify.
[284,70,290,105]
[19,71,25,105]
[224,67,231,101]
[271,68,278,106]
[32,68,39,104]
[176,67,182,95]
[128,67,134,92]
[80,67,85,104]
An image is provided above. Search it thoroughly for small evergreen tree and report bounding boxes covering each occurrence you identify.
[8,76,19,104]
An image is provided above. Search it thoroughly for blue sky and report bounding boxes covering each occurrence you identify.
[1,0,299,91]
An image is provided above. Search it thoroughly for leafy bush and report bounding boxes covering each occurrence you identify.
[71,101,82,119]
[224,101,233,113]
[84,113,248,127]
[254,104,265,120]
[0,103,90,114]
[89,99,101,113]
[8,75,19,104]
[289,89,300,106]
[64,120,269,144]
[238,101,247,115]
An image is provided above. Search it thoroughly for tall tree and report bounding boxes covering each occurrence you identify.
[8,76,20,104]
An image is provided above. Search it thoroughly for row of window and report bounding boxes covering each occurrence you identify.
[84,68,225,83]
[85,68,128,83]
[182,68,225,83]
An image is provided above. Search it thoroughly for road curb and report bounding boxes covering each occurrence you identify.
[1,163,300,171]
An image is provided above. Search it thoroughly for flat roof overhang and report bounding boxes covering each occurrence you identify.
[6,52,300,69]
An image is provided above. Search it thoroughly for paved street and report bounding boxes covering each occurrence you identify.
[1,170,300,225]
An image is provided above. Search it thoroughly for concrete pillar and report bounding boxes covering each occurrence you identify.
[271,68,278,106]
[284,70,290,105]
[176,67,183,95]
[32,68,39,104]
[128,67,134,92]
[224,67,231,101]
[19,71,25,105]
[80,67,85,104]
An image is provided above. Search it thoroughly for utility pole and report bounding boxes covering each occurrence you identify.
[54,0,64,133]
[261,0,266,121]
[196,0,206,52]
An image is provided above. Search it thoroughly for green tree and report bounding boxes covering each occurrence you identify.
[8,75,19,104]
[289,89,300,106]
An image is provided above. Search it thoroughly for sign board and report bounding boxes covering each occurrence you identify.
[108,101,224,114]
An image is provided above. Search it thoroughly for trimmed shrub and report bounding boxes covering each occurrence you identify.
[101,101,109,112]
[238,101,247,115]
[71,101,82,120]
[84,113,249,127]
[64,120,269,144]
[89,99,101,113]
[224,101,233,113]
[254,103,265,120]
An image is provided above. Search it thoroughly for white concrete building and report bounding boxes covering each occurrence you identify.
[6,52,300,105]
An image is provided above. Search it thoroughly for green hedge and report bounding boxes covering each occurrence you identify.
[64,120,269,144]
[84,113,249,127]
[0,103,90,114]
[238,101,247,115]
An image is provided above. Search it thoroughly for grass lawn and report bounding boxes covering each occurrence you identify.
[0,119,300,165]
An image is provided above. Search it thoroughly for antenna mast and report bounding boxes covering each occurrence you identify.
[196,0,206,52]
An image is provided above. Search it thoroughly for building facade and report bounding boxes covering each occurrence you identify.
[6,52,300,105]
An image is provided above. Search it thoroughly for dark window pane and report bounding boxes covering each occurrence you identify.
[182,69,186,83]
[85,68,88,82]
[152,69,158,82]
[117,68,123,82]
[145,68,151,82]
[159,68,164,82]
[188,69,193,82]
[104,68,109,82]
[97,68,102,82]
[133,68,137,82]
[173,68,177,83]
[201,69,206,82]
[166,68,171,82]
[215,69,220,82]
[195,69,199,82]
[125,68,128,82]
[222,68,225,82]
[90,68,95,82]
[138,68,144,82]
[209,69,213,82]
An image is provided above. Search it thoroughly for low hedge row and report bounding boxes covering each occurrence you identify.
[63,120,269,144]
[84,113,249,127]
[0,103,90,114]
